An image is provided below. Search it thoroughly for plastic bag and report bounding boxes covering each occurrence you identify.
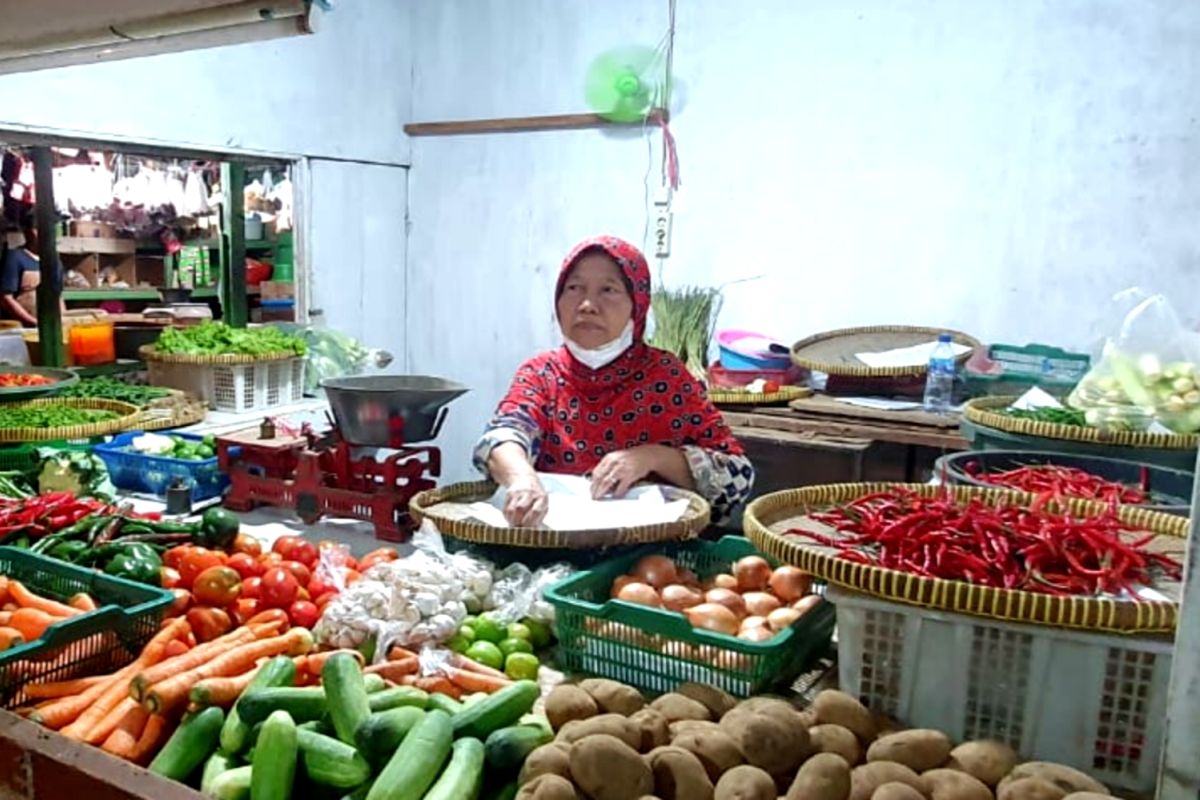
[1068,289,1200,433]
[278,324,393,395]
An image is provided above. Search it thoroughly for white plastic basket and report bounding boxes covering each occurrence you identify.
[829,585,1171,794]
[147,357,305,413]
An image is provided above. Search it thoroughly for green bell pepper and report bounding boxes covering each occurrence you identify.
[102,543,164,585]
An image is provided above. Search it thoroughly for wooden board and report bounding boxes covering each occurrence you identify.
[57,237,135,255]
[786,394,960,429]
[724,408,967,450]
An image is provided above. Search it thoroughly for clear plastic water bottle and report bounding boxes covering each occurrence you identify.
[923,334,956,413]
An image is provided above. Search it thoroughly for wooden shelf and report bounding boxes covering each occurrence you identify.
[64,287,219,301]
[57,237,135,255]
[133,239,275,252]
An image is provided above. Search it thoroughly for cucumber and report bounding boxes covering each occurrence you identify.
[221,655,297,754]
[297,728,371,790]
[354,705,424,767]
[208,765,253,800]
[484,723,554,771]
[149,705,225,781]
[323,651,371,745]
[367,686,428,712]
[251,710,297,800]
[363,673,387,693]
[424,737,485,800]
[201,750,238,795]
[427,693,463,715]
[237,687,326,726]
[299,719,335,736]
[452,680,539,740]
[365,709,453,800]
[487,781,518,800]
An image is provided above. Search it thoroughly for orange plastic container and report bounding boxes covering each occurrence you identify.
[68,320,115,366]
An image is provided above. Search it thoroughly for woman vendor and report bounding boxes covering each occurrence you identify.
[474,235,755,527]
[0,209,63,327]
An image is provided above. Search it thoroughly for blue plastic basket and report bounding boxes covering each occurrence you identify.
[94,431,228,501]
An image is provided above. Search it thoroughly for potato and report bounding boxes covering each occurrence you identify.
[720,709,807,775]
[671,729,745,783]
[1062,794,1120,800]
[785,752,851,800]
[546,685,599,732]
[872,784,926,800]
[798,708,819,728]
[996,777,1067,800]
[669,719,721,738]
[945,740,1017,787]
[850,762,928,800]
[580,678,646,716]
[557,714,642,750]
[569,734,654,800]
[519,743,573,785]
[811,724,863,766]
[715,764,777,800]
[651,693,712,723]
[1003,762,1108,795]
[921,768,992,800]
[517,774,582,800]
[814,690,877,741]
[645,745,714,800]
[677,681,737,719]
[872,712,904,740]
[867,730,952,773]
[630,708,672,752]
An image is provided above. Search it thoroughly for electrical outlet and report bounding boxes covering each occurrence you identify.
[654,205,673,258]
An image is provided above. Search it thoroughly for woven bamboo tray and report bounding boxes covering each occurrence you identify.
[135,398,209,432]
[138,345,300,365]
[410,480,711,550]
[744,482,1189,634]
[0,398,141,443]
[709,385,813,406]
[791,325,981,377]
[965,396,1200,450]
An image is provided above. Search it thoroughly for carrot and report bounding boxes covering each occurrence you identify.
[189,666,260,707]
[0,575,9,604]
[68,593,97,612]
[128,714,168,765]
[447,652,510,679]
[413,675,461,699]
[304,648,364,676]
[144,628,313,715]
[441,665,512,694]
[0,626,23,651]
[101,703,149,759]
[364,657,420,682]
[130,625,259,701]
[386,645,419,661]
[23,675,105,700]
[9,608,62,641]
[60,640,168,741]
[162,639,189,659]
[0,611,11,626]
[8,581,80,617]
[85,696,140,745]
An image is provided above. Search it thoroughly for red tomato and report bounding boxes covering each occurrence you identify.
[230,598,262,626]
[362,547,399,563]
[313,591,338,609]
[280,560,311,588]
[287,600,320,629]
[192,566,242,607]
[160,566,183,590]
[163,545,195,571]
[272,535,302,560]
[359,552,398,572]
[240,576,263,599]
[166,588,192,618]
[245,608,290,630]
[258,552,284,568]
[231,532,263,557]
[260,567,300,609]
[179,548,225,590]
[307,576,337,599]
[227,552,264,580]
[763,380,781,393]
[186,606,232,643]
[289,540,319,569]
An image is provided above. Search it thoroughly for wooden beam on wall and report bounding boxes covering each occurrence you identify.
[404,109,668,137]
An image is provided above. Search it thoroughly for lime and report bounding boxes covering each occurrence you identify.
[202,434,217,448]
[472,614,507,644]
[197,444,215,458]
[457,625,477,644]
[462,615,479,629]
[499,637,534,658]
[504,652,540,681]
[446,635,473,654]
[466,641,504,670]
[505,622,532,642]
[522,618,553,649]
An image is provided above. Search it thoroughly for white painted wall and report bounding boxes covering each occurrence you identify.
[406,0,1200,482]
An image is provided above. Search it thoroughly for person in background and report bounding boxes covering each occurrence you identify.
[474,235,755,528]
[0,209,63,327]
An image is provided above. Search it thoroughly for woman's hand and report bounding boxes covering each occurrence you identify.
[590,445,697,499]
[503,473,549,527]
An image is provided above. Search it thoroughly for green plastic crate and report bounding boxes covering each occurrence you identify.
[965,343,1091,398]
[0,546,173,709]
[543,536,835,697]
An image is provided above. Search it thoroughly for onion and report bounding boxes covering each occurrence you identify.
[704,588,747,619]
[793,594,823,616]
[712,573,738,591]
[616,582,662,607]
[738,626,775,642]
[734,556,773,592]
[631,555,678,589]
[661,584,703,612]
[684,603,739,636]
[610,575,638,598]
[767,607,802,631]
[768,566,812,602]
[740,615,769,632]
[677,567,701,588]
[742,592,782,618]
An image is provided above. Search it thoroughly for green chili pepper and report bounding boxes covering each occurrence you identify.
[49,539,88,563]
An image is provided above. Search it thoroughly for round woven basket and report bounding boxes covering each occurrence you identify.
[743,482,1189,633]
[410,480,711,550]
[139,344,300,365]
[0,397,142,442]
[964,396,1200,450]
[708,385,813,406]
[791,325,981,377]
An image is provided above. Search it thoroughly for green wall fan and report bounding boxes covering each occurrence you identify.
[584,45,666,123]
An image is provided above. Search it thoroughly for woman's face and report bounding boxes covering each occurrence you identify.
[557,252,634,349]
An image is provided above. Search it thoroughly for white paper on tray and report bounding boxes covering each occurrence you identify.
[855,340,972,369]
[1009,387,1064,411]
[833,396,924,411]
[466,473,690,531]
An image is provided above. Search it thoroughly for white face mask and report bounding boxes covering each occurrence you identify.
[564,320,635,370]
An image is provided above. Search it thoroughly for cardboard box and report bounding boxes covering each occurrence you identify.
[260,280,295,300]
[69,220,116,239]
